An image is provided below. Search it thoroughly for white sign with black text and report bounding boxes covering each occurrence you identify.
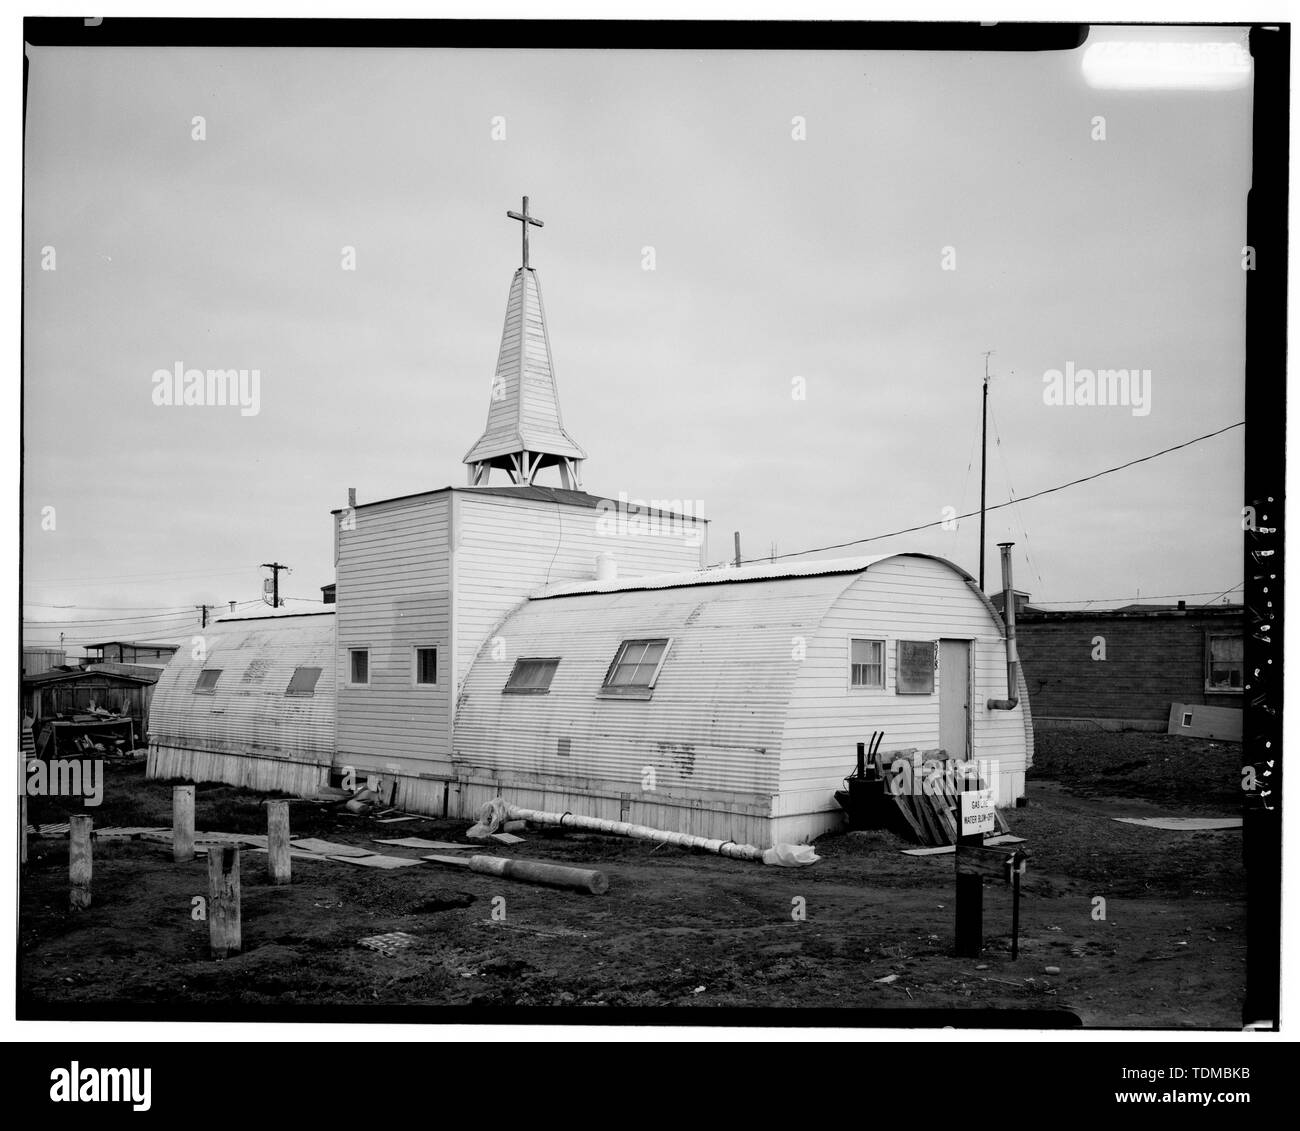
[959,788,995,837]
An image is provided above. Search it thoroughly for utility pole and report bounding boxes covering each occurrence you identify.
[260,562,289,608]
[979,351,992,592]
[195,604,212,628]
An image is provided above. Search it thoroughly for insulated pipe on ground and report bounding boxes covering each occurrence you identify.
[504,805,766,862]
[469,854,609,894]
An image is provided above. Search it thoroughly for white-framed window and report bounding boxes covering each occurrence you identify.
[348,648,370,686]
[194,668,223,694]
[1205,633,1243,692]
[600,638,671,699]
[849,638,885,689]
[413,646,438,687]
[503,657,560,694]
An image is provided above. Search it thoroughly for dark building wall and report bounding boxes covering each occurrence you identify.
[1016,612,1244,723]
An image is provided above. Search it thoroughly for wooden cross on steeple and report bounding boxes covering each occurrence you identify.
[507,195,544,270]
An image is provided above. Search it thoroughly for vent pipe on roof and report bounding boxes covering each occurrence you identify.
[986,542,1020,711]
[596,552,617,582]
[228,601,237,614]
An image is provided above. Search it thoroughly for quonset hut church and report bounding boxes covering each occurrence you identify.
[149,197,1031,845]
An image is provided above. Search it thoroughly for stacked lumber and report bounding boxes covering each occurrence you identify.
[877,749,1010,847]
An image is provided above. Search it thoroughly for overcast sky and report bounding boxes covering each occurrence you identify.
[22,28,1252,652]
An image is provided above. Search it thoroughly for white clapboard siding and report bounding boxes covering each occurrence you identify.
[336,492,452,774]
[780,555,1030,809]
[147,612,336,792]
[463,270,586,463]
[453,491,705,694]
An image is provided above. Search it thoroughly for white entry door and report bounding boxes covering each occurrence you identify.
[938,639,971,759]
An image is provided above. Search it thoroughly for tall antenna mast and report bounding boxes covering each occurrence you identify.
[979,350,993,592]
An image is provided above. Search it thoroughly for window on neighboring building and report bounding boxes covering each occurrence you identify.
[349,649,370,686]
[850,639,885,689]
[194,668,223,694]
[286,666,323,696]
[1206,634,1243,692]
[414,647,438,686]
[503,657,560,694]
[601,638,670,698]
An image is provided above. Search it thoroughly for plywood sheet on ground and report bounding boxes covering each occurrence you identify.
[292,838,373,857]
[373,838,473,850]
[327,853,424,869]
[1111,816,1242,831]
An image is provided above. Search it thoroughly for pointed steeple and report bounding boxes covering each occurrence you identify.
[463,197,586,489]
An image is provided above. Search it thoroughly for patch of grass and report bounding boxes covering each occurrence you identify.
[1030,731,1240,811]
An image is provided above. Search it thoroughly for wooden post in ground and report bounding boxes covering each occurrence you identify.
[69,814,93,910]
[207,844,241,958]
[173,784,195,863]
[266,800,291,885]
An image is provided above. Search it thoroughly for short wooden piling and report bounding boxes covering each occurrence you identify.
[207,844,241,958]
[69,814,93,910]
[266,799,291,885]
[173,784,195,863]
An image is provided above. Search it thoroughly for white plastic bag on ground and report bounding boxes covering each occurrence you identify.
[467,796,509,840]
[762,843,820,867]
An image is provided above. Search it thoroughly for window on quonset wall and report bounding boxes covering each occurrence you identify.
[1206,633,1243,692]
[503,657,560,694]
[850,639,885,689]
[194,668,223,694]
[286,666,323,696]
[600,639,670,698]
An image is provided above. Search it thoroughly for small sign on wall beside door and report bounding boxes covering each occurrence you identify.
[896,640,936,694]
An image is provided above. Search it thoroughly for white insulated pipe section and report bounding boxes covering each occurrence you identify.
[504,805,766,862]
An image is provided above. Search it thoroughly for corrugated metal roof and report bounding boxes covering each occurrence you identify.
[148,612,336,763]
[531,553,956,599]
[455,571,859,805]
[216,608,335,623]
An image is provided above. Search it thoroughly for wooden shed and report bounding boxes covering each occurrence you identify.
[147,610,336,795]
[453,553,1033,845]
[22,662,161,746]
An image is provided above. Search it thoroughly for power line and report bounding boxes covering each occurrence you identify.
[1198,583,1246,608]
[21,609,219,626]
[25,566,258,586]
[1030,585,1243,607]
[22,601,264,631]
[23,603,194,612]
[748,420,1244,563]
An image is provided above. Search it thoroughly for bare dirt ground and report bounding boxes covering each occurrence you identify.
[19,732,1246,1027]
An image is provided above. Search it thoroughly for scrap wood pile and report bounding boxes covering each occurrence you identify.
[861,747,1011,847]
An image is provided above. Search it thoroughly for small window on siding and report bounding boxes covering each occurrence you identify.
[601,639,670,698]
[1205,634,1243,692]
[850,639,885,689]
[504,657,560,694]
[194,668,223,694]
[286,666,322,696]
[414,647,438,686]
[349,649,369,686]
